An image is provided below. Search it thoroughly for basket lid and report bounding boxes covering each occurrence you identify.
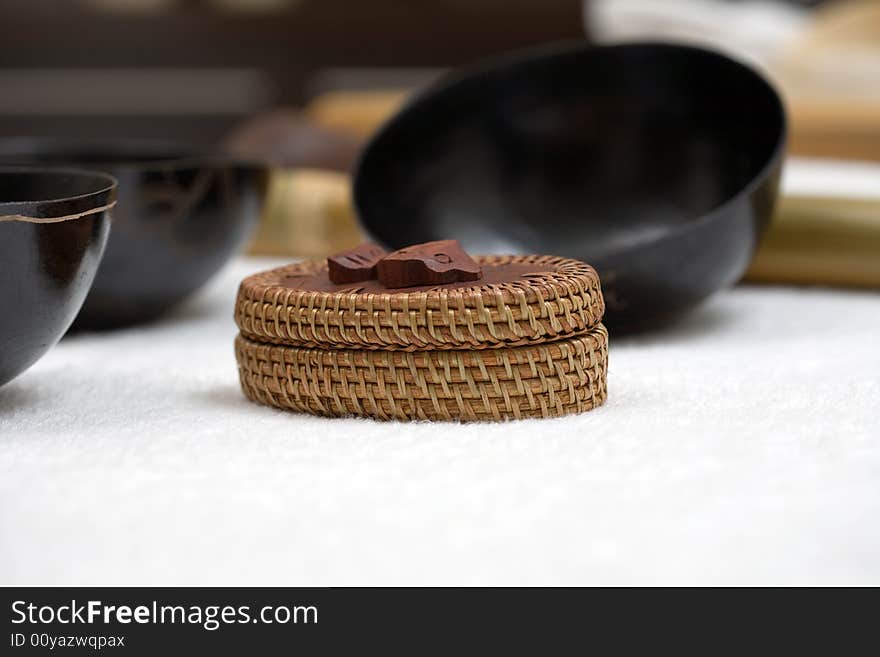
[235,251,604,351]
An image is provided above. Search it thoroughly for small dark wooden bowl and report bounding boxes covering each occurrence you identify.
[0,167,115,387]
[0,139,268,329]
[354,42,786,331]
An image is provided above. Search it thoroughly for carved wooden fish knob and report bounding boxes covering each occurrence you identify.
[376,240,482,288]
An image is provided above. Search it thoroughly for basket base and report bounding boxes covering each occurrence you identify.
[235,324,608,422]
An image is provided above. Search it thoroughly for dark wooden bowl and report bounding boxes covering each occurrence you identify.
[354,42,786,331]
[0,139,269,329]
[0,167,115,387]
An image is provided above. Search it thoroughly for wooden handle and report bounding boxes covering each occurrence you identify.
[745,195,880,288]
[305,90,411,139]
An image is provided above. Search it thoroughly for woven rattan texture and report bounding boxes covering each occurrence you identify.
[235,255,604,351]
[235,324,608,422]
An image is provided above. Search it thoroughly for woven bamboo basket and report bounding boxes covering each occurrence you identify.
[236,325,608,422]
[235,255,605,351]
[234,254,609,422]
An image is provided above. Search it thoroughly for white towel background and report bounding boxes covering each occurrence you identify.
[3,149,880,587]
[1,253,878,586]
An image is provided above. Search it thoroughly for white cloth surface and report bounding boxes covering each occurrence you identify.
[1,257,878,586]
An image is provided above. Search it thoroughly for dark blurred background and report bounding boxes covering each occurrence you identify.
[2,0,877,284]
[1,0,870,157]
[0,0,585,144]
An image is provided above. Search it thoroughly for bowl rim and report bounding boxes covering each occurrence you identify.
[354,39,788,256]
[0,166,118,224]
[0,136,263,172]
